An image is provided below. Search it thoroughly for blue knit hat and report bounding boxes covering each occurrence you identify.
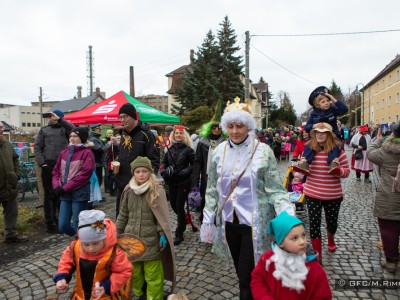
[268,211,305,245]
[52,109,64,119]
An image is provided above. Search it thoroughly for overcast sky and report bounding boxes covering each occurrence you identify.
[1,0,399,114]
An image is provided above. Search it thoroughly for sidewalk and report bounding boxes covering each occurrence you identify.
[0,149,399,299]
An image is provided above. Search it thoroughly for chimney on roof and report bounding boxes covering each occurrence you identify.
[77,86,82,99]
[95,87,100,96]
[130,66,135,97]
[190,49,195,63]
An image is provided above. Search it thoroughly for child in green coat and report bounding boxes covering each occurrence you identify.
[116,156,176,300]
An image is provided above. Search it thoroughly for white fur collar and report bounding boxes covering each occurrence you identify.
[266,245,308,292]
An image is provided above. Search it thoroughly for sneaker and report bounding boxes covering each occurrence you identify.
[4,234,29,243]
[292,161,310,174]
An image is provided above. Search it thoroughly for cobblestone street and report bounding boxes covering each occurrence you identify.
[0,146,399,299]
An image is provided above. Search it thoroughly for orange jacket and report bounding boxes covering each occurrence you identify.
[55,219,132,299]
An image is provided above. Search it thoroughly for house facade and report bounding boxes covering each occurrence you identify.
[0,87,105,133]
[136,94,168,113]
[0,103,54,133]
[362,54,400,125]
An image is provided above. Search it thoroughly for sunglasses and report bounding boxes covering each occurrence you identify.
[211,124,221,129]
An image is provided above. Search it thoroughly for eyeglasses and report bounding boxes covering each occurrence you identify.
[211,124,221,129]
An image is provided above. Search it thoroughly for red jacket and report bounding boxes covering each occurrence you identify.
[251,249,332,300]
[292,140,307,158]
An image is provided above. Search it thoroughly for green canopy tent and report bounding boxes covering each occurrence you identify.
[64,91,180,126]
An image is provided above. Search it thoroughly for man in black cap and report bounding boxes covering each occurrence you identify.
[114,103,159,217]
[34,109,74,233]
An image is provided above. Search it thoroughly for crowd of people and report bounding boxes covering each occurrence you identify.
[1,85,400,299]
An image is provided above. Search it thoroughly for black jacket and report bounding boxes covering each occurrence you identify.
[161,142,194,186]
[114,121,159,189]
[88,131,106,167]
[191,136,225,187]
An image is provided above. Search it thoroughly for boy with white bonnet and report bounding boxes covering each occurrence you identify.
[251,212,331,300]
[54,210,132,299]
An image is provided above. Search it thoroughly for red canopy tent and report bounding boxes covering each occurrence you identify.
[64,91,180,126]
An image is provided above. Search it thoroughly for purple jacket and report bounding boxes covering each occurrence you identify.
[52,145,95,193]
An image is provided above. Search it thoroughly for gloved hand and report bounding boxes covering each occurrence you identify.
[159,235,167,251]
[54,186,65,198]
[165,166,174,178]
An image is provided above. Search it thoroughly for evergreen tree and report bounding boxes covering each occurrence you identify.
[172,16,243,115]
[269,91,297,127]
[173,30,221,115]
[329,80,344,100]
[217,16,244,102]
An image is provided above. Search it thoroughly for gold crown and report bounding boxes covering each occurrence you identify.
[225,97,252,113]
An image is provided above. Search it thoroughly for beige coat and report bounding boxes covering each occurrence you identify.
[367,138,400,221]
[117,183,176,292]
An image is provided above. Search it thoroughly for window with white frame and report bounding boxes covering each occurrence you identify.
[396,93,400,104]
[382,79,385,89]
[396,115,399,122]
[397,69,400,81]
[388,96,392,106]
[376,100,379,109]
[382,99,385,108]
[389,75,392,85]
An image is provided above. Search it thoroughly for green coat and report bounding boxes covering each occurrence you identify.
[116,182,176,292]
[0,139,20,201]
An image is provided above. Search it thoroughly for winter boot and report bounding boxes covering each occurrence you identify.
[173,233,184,246]
[327,231,337,252]
[381,258,399,274]
[311,238,322,264]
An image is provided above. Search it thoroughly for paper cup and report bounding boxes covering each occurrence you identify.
[111,161,120,174]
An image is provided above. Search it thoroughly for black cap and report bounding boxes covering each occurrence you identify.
[308,86,330,107]
[119,103,137,120]
[71,127,89,143]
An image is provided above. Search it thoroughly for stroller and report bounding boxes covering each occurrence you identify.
[283,161,306,212]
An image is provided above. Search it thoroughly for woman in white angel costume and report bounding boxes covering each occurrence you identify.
[201,97,295,300]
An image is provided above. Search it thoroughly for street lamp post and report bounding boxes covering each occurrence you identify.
[355,83,365,125]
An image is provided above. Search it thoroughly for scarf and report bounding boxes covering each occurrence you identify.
[266,244,308,292]
[129,178,150,195]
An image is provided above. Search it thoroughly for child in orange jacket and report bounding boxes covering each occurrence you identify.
[54,210,132,300]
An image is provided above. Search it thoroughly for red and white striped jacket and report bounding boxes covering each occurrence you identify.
[303,150,350,200]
